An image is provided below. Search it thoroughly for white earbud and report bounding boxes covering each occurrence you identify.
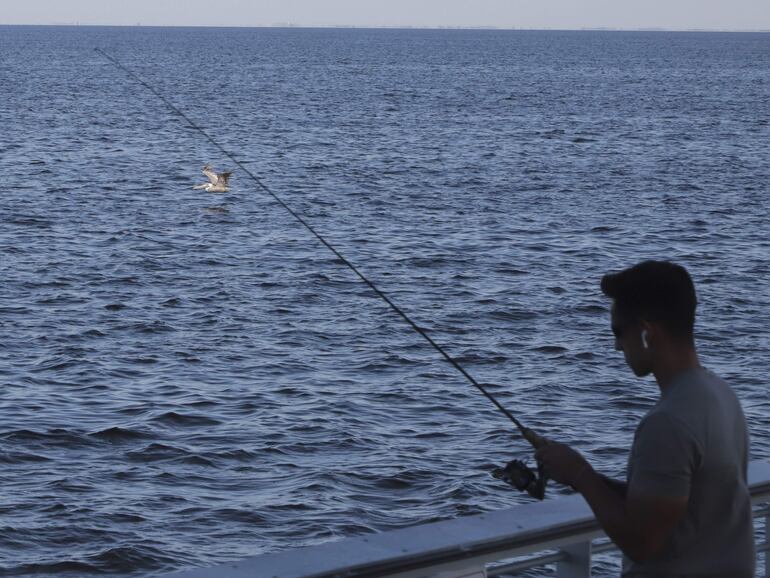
[641,330,649,349]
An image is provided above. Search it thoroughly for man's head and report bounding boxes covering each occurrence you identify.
[601,261,697,377]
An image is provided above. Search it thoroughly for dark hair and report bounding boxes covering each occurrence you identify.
[600,260,697,340]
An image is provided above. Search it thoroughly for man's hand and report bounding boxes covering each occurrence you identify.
[536,440,688,563]
[535,441,592,488]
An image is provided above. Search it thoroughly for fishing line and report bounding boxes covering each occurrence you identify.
[94,47,542,449]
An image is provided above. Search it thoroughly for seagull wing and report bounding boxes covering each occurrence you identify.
[202,165,219,185]
[217,172,232,186]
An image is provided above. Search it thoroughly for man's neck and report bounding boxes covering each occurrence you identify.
[652,344,701,392]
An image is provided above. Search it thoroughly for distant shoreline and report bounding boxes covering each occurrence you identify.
[1,23,769,33]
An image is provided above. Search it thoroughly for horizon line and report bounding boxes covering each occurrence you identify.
[2,22,770,33]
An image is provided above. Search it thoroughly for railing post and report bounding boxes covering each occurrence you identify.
[765,510,769,578]
[556,540,592,578]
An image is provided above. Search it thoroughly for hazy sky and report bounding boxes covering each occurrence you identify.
[2,0,769,30]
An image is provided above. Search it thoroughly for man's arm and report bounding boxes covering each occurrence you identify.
[596,474,627,498]
[573,465,687,561]
[536,443,688,562]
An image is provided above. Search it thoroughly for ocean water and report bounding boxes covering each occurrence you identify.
[0,26,769,577]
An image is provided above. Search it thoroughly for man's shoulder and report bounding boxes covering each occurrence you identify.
[661,367,738,411]
[671,366,729,392]
[637,367,745,447]
[636,406,696,442]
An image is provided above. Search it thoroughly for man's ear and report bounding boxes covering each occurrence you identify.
[639,320,654,350]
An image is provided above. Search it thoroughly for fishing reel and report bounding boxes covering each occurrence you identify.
[492,458,547,500]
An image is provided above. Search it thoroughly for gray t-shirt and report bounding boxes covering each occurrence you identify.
[623,367,754,578]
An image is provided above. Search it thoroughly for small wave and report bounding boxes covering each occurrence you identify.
[87,544,181,573]
[132,356,160,364]
[710,207,737,215]
[609,397,652,410]
[211,449,258,462]
[403,256,448,268]
[273,386,314,397]
[175,455,218,467]
[101,276,142,286]
[39,502,68,513]
[182,399,218,409]
[676,183,704,192]
[574,352,596,360]
[414,431,452,440]
[540,128,564,138]
[174,351,201,363]
[110,513,147,523]
[0,306,31,315]
[24,279,72,289]
[530,345,568,354]
[255,445,290,455]
[31,356,88,373]
[452,352,508,365]
[374,475,414,490]
[127,320,176,334]
[214,507,269,524]
[575,304,605,314]
[89,426,155,443]
[150,411,222,427]
[80,329,106,338]
[0,451,52,464]
[45,478,95,493]
[126,443,188,462]
[6,216,53,228]
[0,560,99,576]
[488,309,537,321]
[1,428,94,448]
[493,266,529,276]
[265,502,316,512]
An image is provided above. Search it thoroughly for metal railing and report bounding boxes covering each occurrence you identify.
[165,459,770,578]
[486,504,770,577]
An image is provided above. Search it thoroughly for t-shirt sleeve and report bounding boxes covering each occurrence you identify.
[628,411,701,498]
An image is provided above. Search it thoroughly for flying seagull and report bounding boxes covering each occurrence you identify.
[193,164,231,193]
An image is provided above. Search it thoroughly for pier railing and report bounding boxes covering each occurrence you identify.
[167,459,770,578]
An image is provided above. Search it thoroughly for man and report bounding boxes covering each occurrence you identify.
[536,260,754,577]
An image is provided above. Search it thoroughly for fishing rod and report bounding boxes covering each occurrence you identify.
[95,47,548,499]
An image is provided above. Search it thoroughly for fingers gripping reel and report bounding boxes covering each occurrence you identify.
[492,428,548,500]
